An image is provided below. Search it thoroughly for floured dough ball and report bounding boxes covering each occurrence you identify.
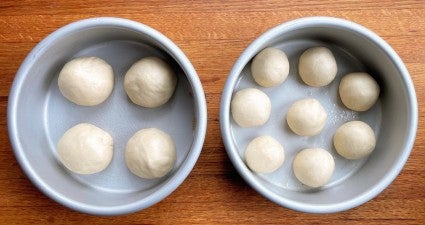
[293,148,335,188]
[231,88,271,127]
[339,72,380,111]
[57,123,113,174]
[124,57,177,108]
[58,57,114,106]
[333,121,376,160]
[286,98,327,136]
[245,136,285,173]
[251,48,290,87]
[298,47,337,87]
[125,128,176,179]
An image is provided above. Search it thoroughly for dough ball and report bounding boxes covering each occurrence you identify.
[298,47,337,87]
[58,57,114,106]
[286,98,327,136]
[251,48,289,87]
[57,123,113,174]
[245,136,285,173]
[124,57,177,108]
[125,128,176,179]
[339,72,380,111]
[293,148,335,188]
[333,121,376,160]
[231,88,271,127]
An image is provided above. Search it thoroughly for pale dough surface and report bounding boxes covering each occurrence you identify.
[231,88,271,127]
[125,128,176,179]
[286,98,327,136]
[293,148,335,188]
[333,121,376,160]
[58,57,114,106]
[339,72,380,111]
[298,47,337,87]
[57,123,113,175]
[124,57,177,108]
[251,48,289,87]
[245,136,285,173]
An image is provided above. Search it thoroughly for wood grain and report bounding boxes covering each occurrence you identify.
[0,0,424,224]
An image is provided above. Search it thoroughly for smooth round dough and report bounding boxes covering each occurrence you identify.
[293,148,335,188]
[298,47,337,87]
[58,57,114,106]
[251,48,289,87]
[124,57,177,108]
[245,136,285,173]
[286,98,327,136]
[57,123,113,175]
[339,72,380,111]
[125,128,176,179]
[333,121,376,160]
[231,88,271,127]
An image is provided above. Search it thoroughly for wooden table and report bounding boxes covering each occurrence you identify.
[0,1,424,224]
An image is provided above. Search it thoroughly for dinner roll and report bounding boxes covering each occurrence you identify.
[286,98,327,136]
[124,57,177,108]
[58,57,114,106]
[293,148,335,188]
[251,48,289,87]
[333,121,376,159]
[339,72,380,111]
[231,88,271,127]
[57,123,113,174]
[245,136,285,173]
[125,128,176,179]
[298,47,337,87]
